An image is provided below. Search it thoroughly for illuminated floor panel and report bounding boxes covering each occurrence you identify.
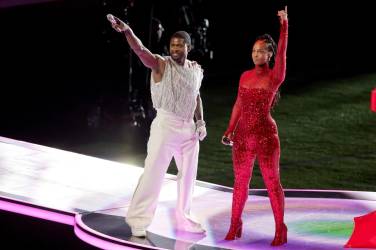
[1,136,375,250]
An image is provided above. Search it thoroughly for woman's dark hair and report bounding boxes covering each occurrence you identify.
[255,34,277,67]
[255,34,280,108]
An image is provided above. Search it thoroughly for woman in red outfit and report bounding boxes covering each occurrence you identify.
[221,6,288,246]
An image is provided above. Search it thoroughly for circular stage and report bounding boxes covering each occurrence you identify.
[78,186,376,250]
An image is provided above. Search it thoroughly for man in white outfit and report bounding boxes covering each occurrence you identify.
[107,14,207,237]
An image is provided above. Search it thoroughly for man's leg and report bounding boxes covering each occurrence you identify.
[175,135,203,232]
[126,117,173,235]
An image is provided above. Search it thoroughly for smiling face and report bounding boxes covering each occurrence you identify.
[252,40,273,66]
[169,37,189,64]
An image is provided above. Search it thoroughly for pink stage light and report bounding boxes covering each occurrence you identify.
[0,198,74,225]
[0,197,160,250]
[74,226,140,250]
[74,215,164,250]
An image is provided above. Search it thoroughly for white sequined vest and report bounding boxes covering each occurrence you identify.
[150,56,203,120]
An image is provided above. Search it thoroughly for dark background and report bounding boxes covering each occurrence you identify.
[0,1,375,249]
[0,0,375,146]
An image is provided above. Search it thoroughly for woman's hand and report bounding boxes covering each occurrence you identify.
[221,131,234,146]
[277,6,288,24]
[107,14,130,33]
[221,136,233,146]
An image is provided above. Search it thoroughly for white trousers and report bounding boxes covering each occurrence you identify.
[126,109,199,229]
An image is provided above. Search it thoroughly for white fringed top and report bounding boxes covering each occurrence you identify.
[150,56,203,120]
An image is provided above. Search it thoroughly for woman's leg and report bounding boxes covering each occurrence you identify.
[258,135,287,246]
[225,138,256,240]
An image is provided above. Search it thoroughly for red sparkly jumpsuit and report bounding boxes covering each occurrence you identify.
[225,19,288,244]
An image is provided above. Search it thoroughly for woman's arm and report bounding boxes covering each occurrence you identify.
[272,6,288,87]
[224,81,243,140]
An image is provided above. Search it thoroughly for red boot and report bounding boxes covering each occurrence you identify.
[225,220,243,240]
[271,223,287,246]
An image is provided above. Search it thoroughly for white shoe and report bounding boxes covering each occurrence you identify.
[131,227,147,237]
[176,218,206,233]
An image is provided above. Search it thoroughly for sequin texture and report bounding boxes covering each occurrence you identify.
[225,20,288,244]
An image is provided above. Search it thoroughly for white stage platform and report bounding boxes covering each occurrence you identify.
[1,136,376,249]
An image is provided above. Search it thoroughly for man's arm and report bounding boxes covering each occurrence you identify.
[195,95,207,141]
[107,14,163,71]
[194,95,204,121]
[123,29,164,70]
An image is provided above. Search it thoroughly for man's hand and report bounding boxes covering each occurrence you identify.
[107,14,130,33]
[195,120,207,141]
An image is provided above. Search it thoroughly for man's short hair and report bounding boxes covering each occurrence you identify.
[171,31,191,46]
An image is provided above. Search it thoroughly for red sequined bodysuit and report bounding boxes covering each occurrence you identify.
[224,19,288,246]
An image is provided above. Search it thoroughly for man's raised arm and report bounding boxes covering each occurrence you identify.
[107,14,163,70]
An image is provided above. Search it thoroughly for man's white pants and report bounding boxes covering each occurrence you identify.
[126,109,199,229]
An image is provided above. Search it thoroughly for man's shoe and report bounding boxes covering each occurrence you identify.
[131,227,147,237]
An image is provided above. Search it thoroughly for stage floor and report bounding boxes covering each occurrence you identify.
[1,136,375,250]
